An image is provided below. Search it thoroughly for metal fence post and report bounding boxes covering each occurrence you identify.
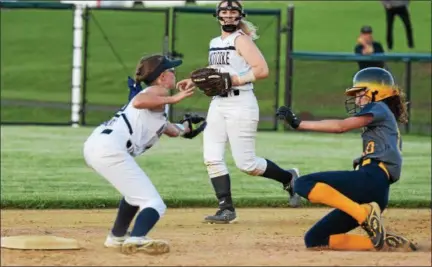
[163,8,171,119]
[71,4,84,128]
[163,9,170,57]
[168,8,178,122]
[273,10,282,131]
[284,5,294,130]
[80,6,90,126]
[404,60,412,133]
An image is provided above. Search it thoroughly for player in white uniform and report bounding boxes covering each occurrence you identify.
[177,0,301,224]
[83,54,205,254]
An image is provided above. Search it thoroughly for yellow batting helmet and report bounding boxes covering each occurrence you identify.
[345,67,400,114]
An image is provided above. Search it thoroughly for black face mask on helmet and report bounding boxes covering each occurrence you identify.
[213,0,246,33]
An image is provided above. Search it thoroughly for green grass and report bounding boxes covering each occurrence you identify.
[1,1,431,133]
[1,126,430,209]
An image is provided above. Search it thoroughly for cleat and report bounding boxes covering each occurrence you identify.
[104,232,129,248]
[383,232,417,252]
[360,202,385,250]
[204,209,237,224]
[284,168,302,208]
[121,236,170,255]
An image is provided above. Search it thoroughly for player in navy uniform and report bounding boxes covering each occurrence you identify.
[277,67,417,252]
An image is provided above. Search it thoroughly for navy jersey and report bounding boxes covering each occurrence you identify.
[354,42,385,70]
[355,101,402,182]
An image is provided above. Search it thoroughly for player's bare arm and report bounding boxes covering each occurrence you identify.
[163,122,190,137]
[132,86,194,109]
[276,106,374,133]
[298,116,374,133]
[231,35,269,86]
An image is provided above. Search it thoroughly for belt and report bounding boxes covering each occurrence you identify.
[101,129,132,149]
[361,158,390,179]
[220,89,240,97]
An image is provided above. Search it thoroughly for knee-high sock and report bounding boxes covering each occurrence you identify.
[211,174,234,211]
[111,198,139,237]
[130,207,160,237]
[308,182,370,224]
[261,159,292,184]
[329,234,374,251]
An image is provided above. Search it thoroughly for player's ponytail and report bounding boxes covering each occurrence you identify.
[381,88,409,124]
[134,55,163,85]
[238,20,259,40]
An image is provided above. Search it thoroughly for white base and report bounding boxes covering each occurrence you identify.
[1,235,81,250]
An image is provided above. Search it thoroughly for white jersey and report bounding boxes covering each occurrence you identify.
[208,29,253,91]
[97,88,167,157]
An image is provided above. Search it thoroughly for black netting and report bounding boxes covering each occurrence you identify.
[170,10,281,130]
[1,9,74,124]
[83,9,168,126]
[409,62,431,135]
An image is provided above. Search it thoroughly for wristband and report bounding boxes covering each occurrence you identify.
[174,123,186,136]
[238,70,256,85]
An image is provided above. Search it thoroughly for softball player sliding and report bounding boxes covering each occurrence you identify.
[177,0,301,224]
[83,54,205,254]
[277,67,416,252]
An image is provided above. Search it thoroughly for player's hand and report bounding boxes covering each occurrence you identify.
[180,113,207,139]
[276,106,301,129]
[363,45,374,54]
[353,157,362,170]
[170,87,195,103]
[176,78,195,91]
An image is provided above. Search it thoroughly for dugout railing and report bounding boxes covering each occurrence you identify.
[284,52,432,135]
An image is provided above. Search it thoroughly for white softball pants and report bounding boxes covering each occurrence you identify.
[203,90,267,178]
[83,129,166,216]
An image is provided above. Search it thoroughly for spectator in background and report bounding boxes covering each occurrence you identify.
[354,26,385,70]
[381,0,414,50]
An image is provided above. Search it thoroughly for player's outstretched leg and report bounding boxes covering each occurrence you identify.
[294,170,388,250]
[203,174,237,224]
[304,208,375,251]
[300,181,385,249]
[104,197,138,248]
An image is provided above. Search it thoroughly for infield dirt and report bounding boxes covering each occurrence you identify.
[1,208,431,266]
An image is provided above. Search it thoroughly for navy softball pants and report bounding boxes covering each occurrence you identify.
[294,161,390,248]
